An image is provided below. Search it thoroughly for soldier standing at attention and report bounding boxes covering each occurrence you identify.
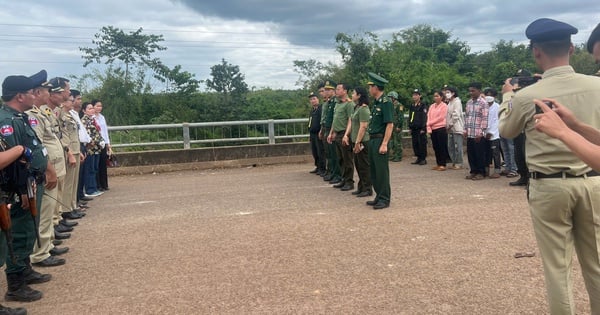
[365,73,393,210]
[321,81,342,184]
[388,91,404,162]
[0,75,49,302]
[328,83,355,191]
[499,18,600,314]
[308,92,325,175]
[408,89,428,165]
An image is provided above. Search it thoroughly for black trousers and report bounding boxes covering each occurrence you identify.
[513,133,528,177]
[352,142,371,192]
[309,132,325,171]
[431,128,448,166]
[411,129,427,161]
[334,136,354,186]
[467,137,487,175]
[97,147,109,190]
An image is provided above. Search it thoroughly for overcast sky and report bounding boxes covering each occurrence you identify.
[1,0,599,91]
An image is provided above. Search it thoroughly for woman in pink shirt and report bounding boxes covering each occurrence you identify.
[427,90,449,170]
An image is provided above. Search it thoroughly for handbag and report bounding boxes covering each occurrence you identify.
[107,153,119,167]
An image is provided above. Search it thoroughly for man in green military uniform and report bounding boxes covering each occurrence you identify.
[320,81,342,184]
[0,75,50,303]
[328,83,354,191]
[388,91,404,162]
[366,73,394,210]
[499,18,600,314]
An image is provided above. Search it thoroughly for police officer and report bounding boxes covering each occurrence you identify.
[388,91,404,162]
[408,89,428,165]
[366,73,393,210]
[499,18,600,314]
[0,75,50,302]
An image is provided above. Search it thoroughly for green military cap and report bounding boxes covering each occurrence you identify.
[323,80,336,90]
[367,72,388,87]
[387,91,399,99]
[308,92,318,98]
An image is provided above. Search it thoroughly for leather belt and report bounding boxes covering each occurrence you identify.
[529,171,600,179]
[370,133,384,138]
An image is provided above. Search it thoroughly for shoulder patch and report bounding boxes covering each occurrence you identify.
[0,125,14,136]
[28,116,39,127]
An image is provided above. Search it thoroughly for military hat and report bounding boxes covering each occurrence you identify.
[48,77,69,93]
[525,18,578,43]
[412,88,421,95]
[366,72,388,87]
[323,80,336,90]
[29,70,51,88]
[2,75,35,99]
[387,91,399,99]
[308,92,318,98]
[587,23,600,53]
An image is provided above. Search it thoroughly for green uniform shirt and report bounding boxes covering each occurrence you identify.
[0,104,48,176]
[332,100,353,133]
[323,98,336,129]
[319,101,328,126]
[368,95,393,134]
[499,65,600,175]
[351,104,370,143]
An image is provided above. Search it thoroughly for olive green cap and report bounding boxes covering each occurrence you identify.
[367,72,388,87]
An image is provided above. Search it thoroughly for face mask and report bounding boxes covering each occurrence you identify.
[485,96,495,103]
[445,93,452,99]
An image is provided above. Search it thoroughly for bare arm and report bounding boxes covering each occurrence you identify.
[379,122,394,154]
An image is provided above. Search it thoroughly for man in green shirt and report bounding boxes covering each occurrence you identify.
[366,73,394,210]
[320,81,341,184]
[327,83,354,191]
[388,91,404,162]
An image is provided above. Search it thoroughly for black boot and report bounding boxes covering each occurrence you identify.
[5,272,42,302]
[509,176,528,186]
[0,304,27,315]
[23,266,51,285]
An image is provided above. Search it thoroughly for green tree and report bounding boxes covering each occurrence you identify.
[205,59,249,121]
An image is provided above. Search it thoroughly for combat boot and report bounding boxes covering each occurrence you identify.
[5,272,42,302]
[0,304,27,315]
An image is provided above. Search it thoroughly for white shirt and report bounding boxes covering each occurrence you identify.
[95,113,110,144]
[70,109,91,144]
[487,102,500,140]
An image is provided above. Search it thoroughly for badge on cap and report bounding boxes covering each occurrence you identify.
[1,125,14,136]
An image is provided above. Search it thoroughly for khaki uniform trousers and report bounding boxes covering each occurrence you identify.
[529,176,600,315]
[30,175,64,263]
[62,156,80,211]
[52,177,65,226]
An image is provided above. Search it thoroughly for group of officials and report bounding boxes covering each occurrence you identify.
[308,74,394,210]
[0,71,102,315]
[310,18,600,315]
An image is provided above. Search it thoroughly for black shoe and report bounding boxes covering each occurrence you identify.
[418,160,427,165]
[329,178,342,185]
[80,196,93,201]
[55,225,73,233]
[509,177,528,186]
[32,256,65,267]
[49,247,69,256]
[54,231,71,240]
[309,168,318,174]
[0,304,27,315]
[340,184,354,191]
[366,199,379,206]
[61,211,83,220]
[24,269,51,285]
[52,239,63,246]
[72,209,86,217]
[323,175,333,181]
[333,182,345,188]
[411,159,420,164]
[356,190,373,197]
[60,219,78,227]
[373,201,390,210]
[5,286,42,302]
[351,190,362,195]
[78,203,90,209]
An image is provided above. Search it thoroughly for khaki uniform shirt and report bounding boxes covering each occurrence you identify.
[26,105,66,177]
[499,65,600,175]
[56,107,80,155]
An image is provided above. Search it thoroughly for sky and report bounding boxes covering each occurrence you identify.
[0,0,599,91]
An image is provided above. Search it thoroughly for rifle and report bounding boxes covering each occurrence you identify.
[26,177,40,248]
[0,200,16,264]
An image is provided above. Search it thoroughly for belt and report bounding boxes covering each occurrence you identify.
[529,171,600,179]
[370,133,384,138]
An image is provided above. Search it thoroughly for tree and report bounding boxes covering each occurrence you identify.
[205,59,249,96]
[80,26,167,80]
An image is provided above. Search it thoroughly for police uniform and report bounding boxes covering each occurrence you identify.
[366,73,393,209]
[408,89,428,164]
[308,92,325,174]
[56,104,81,216]
[499,18,600,314]
[0,75,48,302]
[388,91,404,162]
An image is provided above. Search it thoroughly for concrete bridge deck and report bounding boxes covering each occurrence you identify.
[3,160,591,314]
